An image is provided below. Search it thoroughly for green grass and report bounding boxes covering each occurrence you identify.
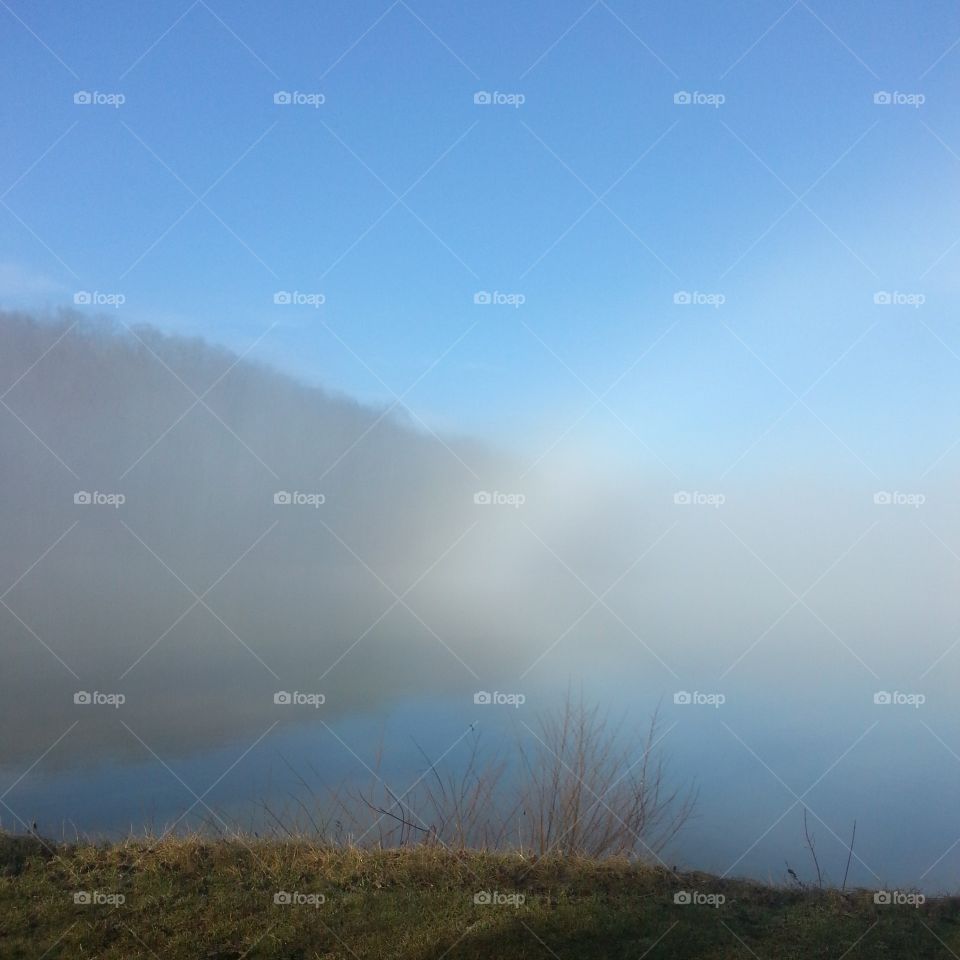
[2,832,958,958]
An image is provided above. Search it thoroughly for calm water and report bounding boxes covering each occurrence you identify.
[5,679,958,893]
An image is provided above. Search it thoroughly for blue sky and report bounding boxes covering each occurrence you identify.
[2,0,959,475]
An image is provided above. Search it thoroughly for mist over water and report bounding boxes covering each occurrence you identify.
[2,310,959,892]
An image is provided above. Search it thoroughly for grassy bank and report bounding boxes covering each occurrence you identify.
[2,833,958,958]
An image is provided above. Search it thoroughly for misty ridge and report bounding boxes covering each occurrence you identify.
[0,309,660,769]
[2,309,957,789]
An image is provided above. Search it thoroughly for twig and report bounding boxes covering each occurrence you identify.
[803,808,822,889]
[842,819,856,892]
